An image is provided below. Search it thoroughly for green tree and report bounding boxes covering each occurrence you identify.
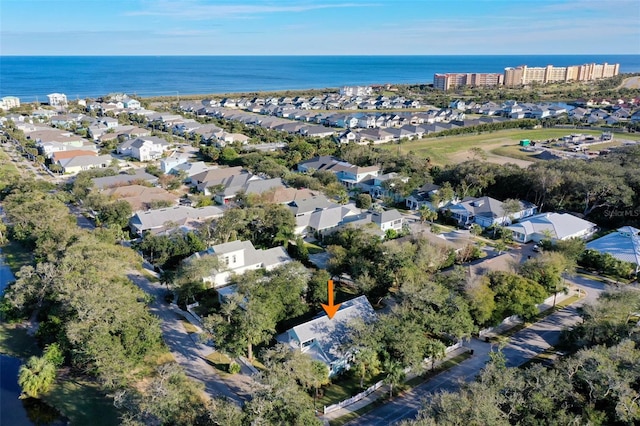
[383,359,406,398]
[356,193,373,209]
[352,347,382,388]
[18,355,57,399]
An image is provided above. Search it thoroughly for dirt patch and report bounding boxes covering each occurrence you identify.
[619,76,640,89]
[447,141,534,167]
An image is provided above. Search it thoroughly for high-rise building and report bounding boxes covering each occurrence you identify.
[433,73,504,91]
[504,63,620,87]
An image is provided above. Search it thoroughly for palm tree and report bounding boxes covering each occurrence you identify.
[419,205,438,224]
[18,356,57,399]
[383,359,405,399]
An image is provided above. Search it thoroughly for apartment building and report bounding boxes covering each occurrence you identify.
[434,73,504,91]
[504,63,620,87]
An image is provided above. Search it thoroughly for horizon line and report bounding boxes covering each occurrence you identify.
[2,53,639,58]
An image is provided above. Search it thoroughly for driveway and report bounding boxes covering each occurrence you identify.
[127,270,251,404]
[347,276,608,425]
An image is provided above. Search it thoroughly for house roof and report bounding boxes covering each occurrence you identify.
[191,240,292,274]
[130,206,224,232]
[58,154,113,169]
[307,205,359,231]
[52,150,97,162]
[371,209,402,225]
[289,296,375,364]
[92,170,159,190]
[449,196,534,219]
[288,194,333,216]
[191,166,245,184]
[506,213,596,240]
[102,185,178,211]
[586,226,640,268]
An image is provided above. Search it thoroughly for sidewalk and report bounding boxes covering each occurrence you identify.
[319,344,472,424]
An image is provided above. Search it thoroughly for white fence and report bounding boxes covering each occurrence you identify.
[322,341,463,415]
[323,380,384,415]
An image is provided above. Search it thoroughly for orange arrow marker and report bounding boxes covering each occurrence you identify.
[321,279,342,319]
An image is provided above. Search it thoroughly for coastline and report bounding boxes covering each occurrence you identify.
[2,54,639,101]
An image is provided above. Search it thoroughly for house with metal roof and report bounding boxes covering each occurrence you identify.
[506,212,598,243]
[280,295,376,377]
[586,226,640,272]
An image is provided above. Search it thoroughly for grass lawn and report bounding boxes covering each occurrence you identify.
[179,316,200,334]
[0,322,41,359]
[304,241,325,254]
[1,239,33,274]
[43,377,122,426]
[204,351,232,374]
[384,128,609,165]
[318,372,385,409]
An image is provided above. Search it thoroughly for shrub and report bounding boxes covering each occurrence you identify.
[228,361,241,374]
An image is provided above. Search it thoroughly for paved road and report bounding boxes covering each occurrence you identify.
[127,270,252,405]
[67,204,96,230]
[347,276,608,425]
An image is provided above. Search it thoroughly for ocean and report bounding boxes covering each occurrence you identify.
[1,55,639,101]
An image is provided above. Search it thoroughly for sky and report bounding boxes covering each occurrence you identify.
[1,0,639,55]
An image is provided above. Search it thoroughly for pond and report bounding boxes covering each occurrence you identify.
[0,354,68,426]
[0,247,15,295]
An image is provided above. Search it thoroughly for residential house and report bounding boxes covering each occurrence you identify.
[47,93,67,107]
[406,183,442,210]
[0,96,20,110]
[170,161,211,181]
[57,154,113,175]
[102,185,178,211]
[297,204,360,237]
[299,125,335,138]
[188,240,292,287]
[160,151,192,173]
[129,205,224,236]
[443,196,537,228]
[91,169,159,190]
[586,226,640,273]
[281,296,376,377]
[51,149,98,166]
[506,213,598,243]
[297,156,381,188]
[118,136,170,161]
[340,209,404,237]
[190,166,247,194]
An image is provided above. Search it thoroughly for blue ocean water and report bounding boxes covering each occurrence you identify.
[1,55,639,101]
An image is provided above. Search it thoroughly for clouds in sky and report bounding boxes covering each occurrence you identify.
[1,0,638,55]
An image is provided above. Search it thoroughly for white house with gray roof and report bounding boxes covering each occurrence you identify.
[118,136,170,161]
[443,196,537,228]
[280,295,376,377]
[586,226,640,272]
[506,213,598,243]
[188,240,292,287]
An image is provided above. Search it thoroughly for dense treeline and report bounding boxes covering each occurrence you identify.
[0,180,236,425]
[401,288,640,426]
[1,181,164,387]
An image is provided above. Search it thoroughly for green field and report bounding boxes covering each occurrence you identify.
[385,129,639,165]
